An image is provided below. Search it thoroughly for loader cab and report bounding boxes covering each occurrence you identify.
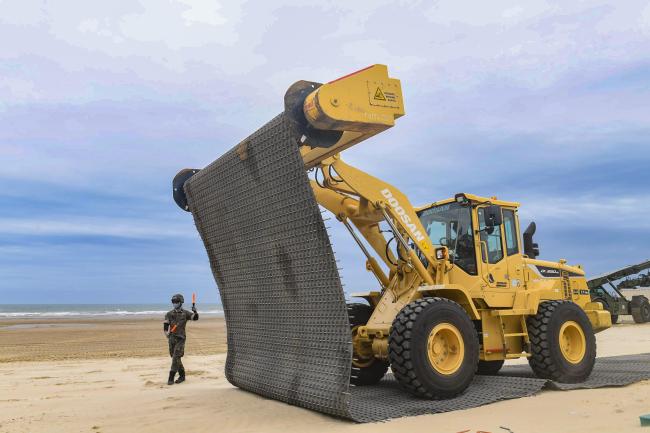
[417,193,523,300]
[416,199,478,276]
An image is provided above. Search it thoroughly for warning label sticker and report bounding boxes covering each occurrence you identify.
[368,82,400,108]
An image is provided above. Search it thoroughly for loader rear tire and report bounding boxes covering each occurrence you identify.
[527,300,596,383]
[347,303,389,386]
[389,297,479,399]
[476,359,505,375]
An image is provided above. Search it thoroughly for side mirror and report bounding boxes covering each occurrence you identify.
[523,221,540,259]
[484,205,503,232]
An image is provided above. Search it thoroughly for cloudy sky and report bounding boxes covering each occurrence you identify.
[2,0,649,303]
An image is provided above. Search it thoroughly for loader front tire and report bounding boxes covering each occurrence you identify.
[389,297,479,399]
[347,303,389,386]
[528,300,596,383]
[476,359,505,375]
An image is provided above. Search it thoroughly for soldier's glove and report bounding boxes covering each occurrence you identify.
[163,322,170,337]
[192,305,197,313]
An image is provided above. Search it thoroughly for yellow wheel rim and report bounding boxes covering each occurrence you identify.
[351,325,375,368]
[426,323,465,375]
[559,321,586,364]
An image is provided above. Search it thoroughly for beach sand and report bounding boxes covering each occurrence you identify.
[1,315,649,433]
[0,317,226,362]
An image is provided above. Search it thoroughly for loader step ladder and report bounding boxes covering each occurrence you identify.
[495,312,532,359]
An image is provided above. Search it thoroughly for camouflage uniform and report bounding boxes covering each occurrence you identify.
[164,297,198,385]
[165,308,196,372]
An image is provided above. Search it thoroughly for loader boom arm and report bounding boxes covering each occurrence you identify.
[290,65,442,298]
[312,157,438,284]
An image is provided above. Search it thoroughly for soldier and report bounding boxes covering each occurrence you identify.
[164,293,199,385]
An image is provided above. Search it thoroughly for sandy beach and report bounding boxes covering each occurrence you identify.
[1,312,649,433]
[0,316,226,363]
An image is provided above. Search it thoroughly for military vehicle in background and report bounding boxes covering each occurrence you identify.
[588,260,650,324]
[617,271,650,290]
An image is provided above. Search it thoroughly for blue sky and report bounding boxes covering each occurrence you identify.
[1,0,649,303]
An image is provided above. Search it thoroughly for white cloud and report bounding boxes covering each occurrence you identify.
[0,76,39,100]
[520,195,650,229]
[0,0,47,26]
[425,0,557,27]
[1,0,648,101]
[0,217,192,239]
[178,0,228,27]
[1,0,649,260]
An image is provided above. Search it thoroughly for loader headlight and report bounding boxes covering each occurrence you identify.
[435,247,448,260]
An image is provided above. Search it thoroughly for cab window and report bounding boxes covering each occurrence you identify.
[503,209,519,256]
[417,202,477,275]
[478,207,504,264]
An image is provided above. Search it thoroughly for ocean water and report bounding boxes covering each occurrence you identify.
[0,303,224,318]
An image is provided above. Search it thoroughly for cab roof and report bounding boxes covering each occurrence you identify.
[416,193,520,212]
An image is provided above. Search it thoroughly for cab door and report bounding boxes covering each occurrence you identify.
[476,206,509,290]
[502,208,524,289]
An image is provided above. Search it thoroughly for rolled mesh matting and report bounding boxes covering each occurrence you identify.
[184,113,650,422]
[184,113,352,417]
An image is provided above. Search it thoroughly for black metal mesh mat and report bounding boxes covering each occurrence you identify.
[499,353,650,391]
[339,354,650,422]
[347,374,546,422]
[183,113,650,423]
[184,113,352,417]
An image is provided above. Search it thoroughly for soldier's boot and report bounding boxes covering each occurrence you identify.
[175,368,185,384]
[167,371,176,385]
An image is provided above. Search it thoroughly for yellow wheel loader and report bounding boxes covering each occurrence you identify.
[174,64,611,403]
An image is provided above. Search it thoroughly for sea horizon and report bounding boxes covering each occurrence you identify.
[0,303,224,318]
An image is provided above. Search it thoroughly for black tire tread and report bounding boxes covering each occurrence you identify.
[527,300,596,383]
[388,297,478,399]
[347,303,389,386]
[643,301,650,323]
[631,299,650,324]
